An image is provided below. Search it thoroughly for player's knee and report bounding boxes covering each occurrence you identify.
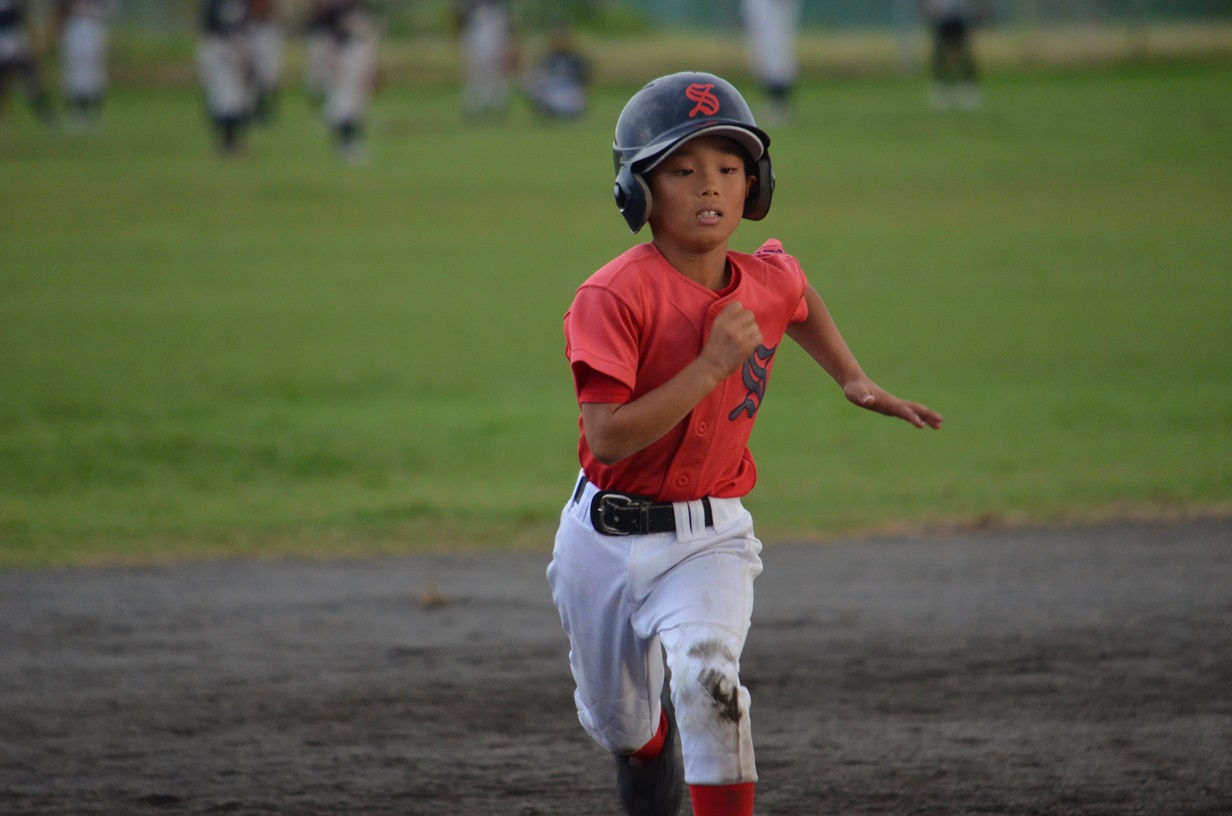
[578,702,658,755]
[674,636,746,727]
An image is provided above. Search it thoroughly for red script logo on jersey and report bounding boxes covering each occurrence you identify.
[686,83,720,118]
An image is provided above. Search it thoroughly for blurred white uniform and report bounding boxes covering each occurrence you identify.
[457,0,512,116]
[322,2,379,162]
[198,0,252,154]
[198,38,250,119]
[198,0,251,120]
[247,0,283,120]
[741,0,799,120]
[59,0,111,111]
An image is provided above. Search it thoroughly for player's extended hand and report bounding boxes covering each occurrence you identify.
[843,378,943,429]
[702,302,763,380]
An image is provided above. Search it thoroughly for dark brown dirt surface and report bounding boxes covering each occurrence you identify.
[2,518,1230,815]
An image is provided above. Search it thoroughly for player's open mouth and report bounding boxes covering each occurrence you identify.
[697,209,722,223]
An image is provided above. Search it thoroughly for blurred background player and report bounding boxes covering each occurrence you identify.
[198,0,253,155]
[454,0,516,119]
[0,0,55,126]
[523,22,590,121]
[320,0,379,164]
[302,0,334,108]
[247,0,283,123]
[922,0,987,110]
[55,0,112,130]
[741,0,800,124]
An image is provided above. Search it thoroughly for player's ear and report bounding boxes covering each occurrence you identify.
[743,155,774,221]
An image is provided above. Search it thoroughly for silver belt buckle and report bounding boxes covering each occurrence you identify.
[593,493,645,536]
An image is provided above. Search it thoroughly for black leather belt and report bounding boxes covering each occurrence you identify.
[586,488,713,536]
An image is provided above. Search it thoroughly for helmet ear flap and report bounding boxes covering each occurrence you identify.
[742,154,775,221]
[614,165,653,233]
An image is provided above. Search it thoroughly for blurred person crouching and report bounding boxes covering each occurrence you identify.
[524,22,590,121]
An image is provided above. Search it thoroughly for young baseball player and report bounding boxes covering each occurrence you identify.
[922,0,987,110]
[198,0,253,156]
[454,0,516,118]
[546,72,942,816]
[0,0,56,127]
[318,0,380,164]
[55,0,113,130]
[741,0,801,123]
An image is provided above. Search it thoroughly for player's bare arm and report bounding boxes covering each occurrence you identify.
[583,302,763,464]
[787,285,943,430]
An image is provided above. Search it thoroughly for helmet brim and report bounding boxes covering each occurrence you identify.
[635,124,769,173]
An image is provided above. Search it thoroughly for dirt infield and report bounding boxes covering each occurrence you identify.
[2,518,1229,815]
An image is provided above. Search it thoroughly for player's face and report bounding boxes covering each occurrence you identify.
[646,136,755,254]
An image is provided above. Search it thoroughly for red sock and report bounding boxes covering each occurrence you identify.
[628,709,668,764]
[689,782,755,816]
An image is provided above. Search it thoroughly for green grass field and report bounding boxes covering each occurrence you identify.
[2,61,1230,568]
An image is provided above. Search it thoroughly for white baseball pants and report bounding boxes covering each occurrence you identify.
[547,473,764,785]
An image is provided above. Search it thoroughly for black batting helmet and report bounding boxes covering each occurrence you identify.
[612,72,774,234]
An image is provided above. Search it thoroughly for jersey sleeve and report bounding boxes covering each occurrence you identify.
[563,282,640,393]
[754,239,811,323]
[573,365,633,405]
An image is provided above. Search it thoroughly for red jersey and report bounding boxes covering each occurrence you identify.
[564,239,809,501]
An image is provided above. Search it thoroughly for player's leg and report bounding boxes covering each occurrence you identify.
[637,506,763,816]
[548,479,682,815]
[199,37,245,155]
[547,507,666,753]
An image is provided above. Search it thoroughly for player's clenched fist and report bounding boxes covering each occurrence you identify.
[702,302,763,379]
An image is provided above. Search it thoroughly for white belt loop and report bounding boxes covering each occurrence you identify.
[672,499,708,542]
